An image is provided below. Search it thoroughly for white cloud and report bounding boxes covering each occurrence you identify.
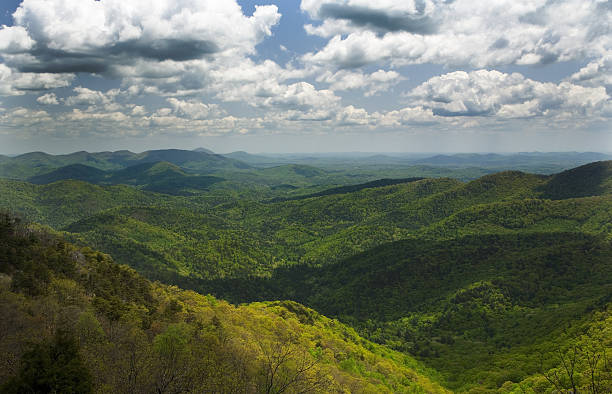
[1,0,280,75]
[64,87,121,106]
[130,105,147,116]
[0,26,34,53]
[570,52,612,93]
[301,0,611,68]
[408,69,610,119]
[0,107,52,130]
[166,98,224,119]
[375,106,438,126]
[0,63,74,95]
[317,69,403,96]
[334,105,370,126]
[36,93,59,105]
[263,82,340,111]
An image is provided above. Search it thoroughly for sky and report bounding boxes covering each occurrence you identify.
[0,0,610,154]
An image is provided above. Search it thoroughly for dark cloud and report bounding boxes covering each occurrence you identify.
[110,39,219,61]
[518,10,547,26]
[16,50,110,74]
[432,108,492,117]
[319,4,437,34]
[490,38,509,50]
[10,39,219,74]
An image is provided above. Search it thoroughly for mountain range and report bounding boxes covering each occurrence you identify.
[0,150,610,392]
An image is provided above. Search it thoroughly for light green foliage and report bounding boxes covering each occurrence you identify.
[1,158,611,392]
[0,216,447,393]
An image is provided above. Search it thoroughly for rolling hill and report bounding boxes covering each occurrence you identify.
[0,149,251,180]
[0,159,611,392]
[539,160,612,199]
[28,163,108,184]
[0,211,447,393]
[25,161,225,195]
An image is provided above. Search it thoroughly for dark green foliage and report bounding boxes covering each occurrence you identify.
[2,332,92,394]
[1,159,612,392]
[268,177,425,202]
[0,211,76,295]
[539,160,612,199]
[25,161,224,196]
[0,213,445,393]
[28,164,107,184]
[0,149,250,180]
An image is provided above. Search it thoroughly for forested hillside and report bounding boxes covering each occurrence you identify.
[205,233,610,391]
[0,212,446,393]
[0,157,610,392]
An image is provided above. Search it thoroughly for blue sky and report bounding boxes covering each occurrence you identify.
[0,0,610,154]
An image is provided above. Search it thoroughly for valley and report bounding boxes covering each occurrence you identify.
[0,149,611,392]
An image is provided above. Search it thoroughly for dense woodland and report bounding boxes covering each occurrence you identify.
[0,149,611,392]
[0,212,445,393]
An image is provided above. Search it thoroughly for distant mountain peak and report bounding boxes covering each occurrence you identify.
[193,147,215,154]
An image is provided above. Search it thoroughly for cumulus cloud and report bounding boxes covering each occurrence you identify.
[375,106,438,126]
[36,92,58,105]
[130,106,147,116]
[0,26,34,53]
[0,0,609,143]
[408,69,610,118]
[317,69,403,96]
[0,63,73,95]
[302,0,611,68]
[263,82,340,111]
[570,52,612,94]
[316,2,437,34]
[64,87,121,107]
[0,0,280,76]
[0,107,52,130]
[166,98,224,119]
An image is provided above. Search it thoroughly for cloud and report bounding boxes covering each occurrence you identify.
[375,106,438,126]
[263,82,340,111]
[317,3,437,34]
[408,69,610,118]
[0,0,280,76]
[0,107,52,131]
[0,26,34,53]
[302,0,611,68]
[570,52,612,94]
[334,105,370,126]
[36,92,58,105]
[317,69,403,96]
[0,63,73,95]
[166,98,224,119]
[64,87,121,106]
[130,106,147,116]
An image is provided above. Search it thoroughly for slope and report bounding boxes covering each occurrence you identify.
[25,161,224,196]
[0,179,175,228]
[28,163,108,184]
[539,160,612,199]
[0,149,251,180]
[0,211,447,393]
[204,232,612,392]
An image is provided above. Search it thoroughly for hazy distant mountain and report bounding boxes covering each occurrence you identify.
[28,163,107,184]
[223,151,280,165]
[193,147,216,154]
[25,160,223,195]
[413,152,612,172]
[0,148,251,179]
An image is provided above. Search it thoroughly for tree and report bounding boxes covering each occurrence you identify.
[1,332,92,394]
[152,323,191,394]
[256,329,329,394]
